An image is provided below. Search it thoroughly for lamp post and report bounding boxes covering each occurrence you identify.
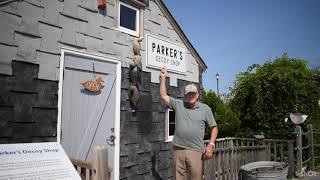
[216,73,220,97]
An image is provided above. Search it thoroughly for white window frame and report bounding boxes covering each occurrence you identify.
[117,1,140,37]
[165,108,175,142]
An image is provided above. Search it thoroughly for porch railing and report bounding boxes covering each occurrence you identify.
[71,145,112,180]
[296,124,320,176]
[204,145,269,180]
[204,137,295,179]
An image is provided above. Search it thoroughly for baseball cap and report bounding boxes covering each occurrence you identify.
[184,84,198,95]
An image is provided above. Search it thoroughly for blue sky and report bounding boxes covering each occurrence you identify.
[163,0,320,94]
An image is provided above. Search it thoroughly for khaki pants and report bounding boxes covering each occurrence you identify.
[172,145,203,180]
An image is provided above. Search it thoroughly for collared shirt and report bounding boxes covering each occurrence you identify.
[168,97,217,151]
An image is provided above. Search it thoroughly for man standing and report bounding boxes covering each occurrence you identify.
[160,67,218,180]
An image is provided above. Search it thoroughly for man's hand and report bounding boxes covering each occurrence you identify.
[202,144,214,160]
[160,66,167,78]
[160,66,169,104]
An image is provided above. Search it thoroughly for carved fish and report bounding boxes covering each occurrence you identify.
[81,76,104,92]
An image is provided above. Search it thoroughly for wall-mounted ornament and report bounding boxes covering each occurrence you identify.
[97,0,107,9]
[81,63,104,92]
[130,55,142,83]
[81,76,104,92]
[128,37,143,111]
[133,37,143,56]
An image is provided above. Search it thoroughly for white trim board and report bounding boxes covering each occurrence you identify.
[57,48,121,180]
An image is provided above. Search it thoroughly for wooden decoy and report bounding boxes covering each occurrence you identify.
[133,37,143,56]
[81,76,104,92]
[97,0,107,9]
[253,132,265,140]
[285,112,308,125]
[128,85,139,110]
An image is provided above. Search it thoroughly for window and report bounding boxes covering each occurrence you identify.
[165,108,175,142]
[118,1,140,36]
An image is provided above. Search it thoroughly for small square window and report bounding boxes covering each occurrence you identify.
[165,108,175,142]
[118,2,139,36]
[120,5,136,31]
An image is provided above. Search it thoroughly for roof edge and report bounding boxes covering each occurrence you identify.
[155,0,207,71]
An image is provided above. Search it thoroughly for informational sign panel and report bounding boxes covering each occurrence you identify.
[0,142,81,180]
[146,34,186,74]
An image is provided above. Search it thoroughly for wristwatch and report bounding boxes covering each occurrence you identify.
[209,142,215,148]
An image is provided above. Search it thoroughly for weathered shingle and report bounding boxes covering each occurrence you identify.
[79,0,97,12]
[85,35,103,53]
[0,1,18,14]
[24,0,43,8]
[80,10,102,38]
[41,0,63,27]
[17,1,43,37]
[39,22,62,54]
[36,51,60,81]
[61,0,86,21]
[0,11,20,46]
[0,44,17,75]
[59,14,85,48]
[15,33,41,63]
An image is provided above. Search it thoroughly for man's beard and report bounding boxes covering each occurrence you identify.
[184,101,195,108]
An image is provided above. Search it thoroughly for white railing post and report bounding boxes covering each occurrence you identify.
[92,145,109,180]
[287,141,294,178]
[307,124,315,171]
[296,126,303,178]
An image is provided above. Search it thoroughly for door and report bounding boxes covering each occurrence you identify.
[58,50,120,180]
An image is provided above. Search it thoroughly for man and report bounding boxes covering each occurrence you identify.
[159,66,218,180]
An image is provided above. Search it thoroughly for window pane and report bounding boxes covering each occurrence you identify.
[120,4,136,31]
[169,124,175,136]
[169,110,175,136]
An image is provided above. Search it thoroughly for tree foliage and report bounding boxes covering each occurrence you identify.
[203,90,240,138]
[228,54,320,139]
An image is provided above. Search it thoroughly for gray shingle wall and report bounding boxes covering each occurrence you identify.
[0,0,200,83]
[120,68,196,179]
[0,61,58,144]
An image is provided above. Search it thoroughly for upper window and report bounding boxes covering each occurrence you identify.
[165,108,175,142]
[118,1,140,36]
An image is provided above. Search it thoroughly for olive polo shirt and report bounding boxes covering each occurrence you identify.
[168,97,217,152]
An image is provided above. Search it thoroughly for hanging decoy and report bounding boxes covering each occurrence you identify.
[128,85,139,110]
[81,76,104,92]
[97,0,107,9]
[132,55,142,71]
[133,37,143,56]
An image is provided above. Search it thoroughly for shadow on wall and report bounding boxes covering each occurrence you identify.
[152,151,165,180]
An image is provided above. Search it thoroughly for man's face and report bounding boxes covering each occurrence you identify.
[184,92,198,105]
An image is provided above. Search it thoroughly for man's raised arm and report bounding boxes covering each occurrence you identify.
[160,66,169,105]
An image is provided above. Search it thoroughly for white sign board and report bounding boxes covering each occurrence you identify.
[146,34,186,74]
[0,142,81,180]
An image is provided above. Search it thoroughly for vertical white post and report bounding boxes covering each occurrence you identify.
[92,145,109,180]
[296,126,303,178]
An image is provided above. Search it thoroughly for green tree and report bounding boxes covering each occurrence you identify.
[203,90,240,138]
[229,54,320,139]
